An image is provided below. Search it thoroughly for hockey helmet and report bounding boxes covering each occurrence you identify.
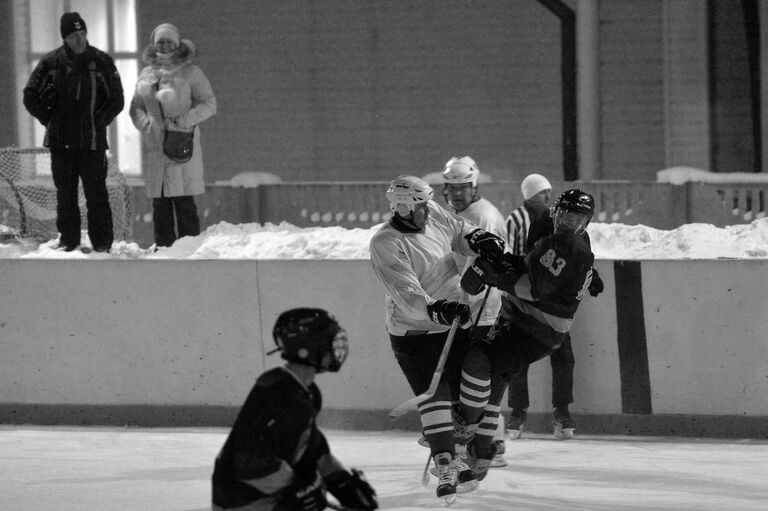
[442,156,480,187]
[553,189,595,234]
[386,175,434,217]
[272,308,348,373]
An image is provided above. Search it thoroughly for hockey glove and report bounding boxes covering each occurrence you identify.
[279,472,327,511]
[460,258,488,296]
[498,252,528,274]
[427,299,471,326]
[465,229,506,264]
[466,257,526,296]
[325,468,378,511]
[588,267,604,297]
[461,257,507,294]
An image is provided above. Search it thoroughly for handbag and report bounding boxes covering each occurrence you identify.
[158,94,194,163]
[163,129,194,163]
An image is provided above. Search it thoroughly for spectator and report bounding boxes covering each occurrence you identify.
[23,12,124,252]
[129,23,216,248]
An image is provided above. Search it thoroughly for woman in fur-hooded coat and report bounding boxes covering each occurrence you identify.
[129,23,216,247]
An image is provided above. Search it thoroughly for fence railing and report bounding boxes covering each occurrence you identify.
[198,180,766,229]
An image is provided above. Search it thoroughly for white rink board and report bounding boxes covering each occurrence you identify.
[0,259,767,418]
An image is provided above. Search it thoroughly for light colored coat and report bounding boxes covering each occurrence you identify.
[129,55,216,198]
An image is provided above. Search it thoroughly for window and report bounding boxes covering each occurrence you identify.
[16,0,142,176]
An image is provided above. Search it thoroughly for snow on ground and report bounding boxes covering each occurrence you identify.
[2,217,768,260]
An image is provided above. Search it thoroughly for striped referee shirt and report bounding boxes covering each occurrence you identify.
[506,200,549,256]
[506,206,532,256]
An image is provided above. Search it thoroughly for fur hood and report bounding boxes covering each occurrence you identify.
[141,39,196,68]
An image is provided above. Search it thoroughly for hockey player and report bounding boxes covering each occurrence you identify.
[456,189,598,481]
[211,307,378,511]
[442,156,508,467]
[369,175,507,503]
[516,190,605,440]
[442,156,507,336]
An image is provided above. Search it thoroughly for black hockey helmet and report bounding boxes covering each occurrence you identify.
[271,308,348,373]
[553,189,595,234]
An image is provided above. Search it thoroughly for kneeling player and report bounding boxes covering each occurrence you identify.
[457,189,597,480]
[212,308,378,511]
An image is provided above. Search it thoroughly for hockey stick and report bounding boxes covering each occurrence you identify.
[388,315,461,419]
[390,287,493,421]
[421,450,433,486]
[468,286,492,342]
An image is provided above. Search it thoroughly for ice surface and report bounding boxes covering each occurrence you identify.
[1,426,766,510]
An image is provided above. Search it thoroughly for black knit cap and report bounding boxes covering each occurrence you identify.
[60,12,87,39]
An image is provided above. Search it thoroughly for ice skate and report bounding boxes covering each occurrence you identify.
[465,444,493,481]
[553,407,575,439]
[490,419,507,467]
[453,456,478,494]
[490,439,507,467]
[429,449,477,493]
[433,452,458,505]
[506,408,527,439]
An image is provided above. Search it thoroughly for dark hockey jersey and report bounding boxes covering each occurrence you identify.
[500,230,594,348]
[526,231,594,319]
[212,367,327,509]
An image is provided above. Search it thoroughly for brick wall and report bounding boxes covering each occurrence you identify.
[599,0,667,181]
[135,0,564,183]
[2,1,754,184]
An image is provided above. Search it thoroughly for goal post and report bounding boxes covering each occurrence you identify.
[0,147,133,242]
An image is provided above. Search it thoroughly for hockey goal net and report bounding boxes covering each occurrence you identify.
[0,147,132,242]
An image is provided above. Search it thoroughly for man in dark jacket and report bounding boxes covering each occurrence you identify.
[23,12,124,252]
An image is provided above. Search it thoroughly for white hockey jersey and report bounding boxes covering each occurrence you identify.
[369,200,478,336]
[450,197,507,327]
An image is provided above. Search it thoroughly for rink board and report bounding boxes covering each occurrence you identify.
[0,259,766,433]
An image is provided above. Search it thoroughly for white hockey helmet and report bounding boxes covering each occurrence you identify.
[443,156,480,187]
[386,175,434,216]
